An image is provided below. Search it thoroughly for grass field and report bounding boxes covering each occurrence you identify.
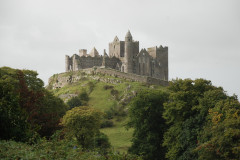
[101,118,133,153]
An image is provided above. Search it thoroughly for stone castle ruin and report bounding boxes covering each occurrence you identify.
[65,31,168,81]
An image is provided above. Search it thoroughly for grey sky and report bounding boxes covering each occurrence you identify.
[0,0,240,96]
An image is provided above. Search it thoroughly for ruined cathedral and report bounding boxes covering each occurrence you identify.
[65,31,168,81]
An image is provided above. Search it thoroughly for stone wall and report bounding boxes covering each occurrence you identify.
[94,68,168,86]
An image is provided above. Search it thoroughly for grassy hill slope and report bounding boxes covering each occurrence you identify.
[47,70,166,152]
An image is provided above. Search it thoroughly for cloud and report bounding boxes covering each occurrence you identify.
[0,0,240,96]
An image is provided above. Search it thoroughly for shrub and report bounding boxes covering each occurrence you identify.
[67,90,89,109]
[100,120,114,128]
[87,81,95,93]
[103,85,114,90]
[94,132,111,154]
[67,96,82,109]
[111,89,119,100]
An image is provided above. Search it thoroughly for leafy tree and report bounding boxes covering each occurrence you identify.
[196,98,240,160]
[0,67,35,142]
[36,90,67,137]
[0,67,67,141]
[61,106,103,149]
[163,78,228,160]
[127,90,169,160]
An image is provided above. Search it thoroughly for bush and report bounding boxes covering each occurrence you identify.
[104,107,115,119]
[103,85,114,90]
[87,81,95,93]
[111,89,119,100]
[67,90,89,109]
[100,120,114,128]
[104,103,127,120]
[94,132,111,154]
[67,96,82,109]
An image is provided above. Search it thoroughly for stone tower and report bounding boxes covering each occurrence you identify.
[123,30,139,73]
[65,55,71,72]
[123,30,133,73]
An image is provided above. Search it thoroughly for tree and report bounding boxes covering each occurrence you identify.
[0,67,34,142]
[196,98,240,160]
[61,106,103,149]
[36,90,67,137]
[163,78,228,160]
[0,67,67,141]
[127,90,169,160]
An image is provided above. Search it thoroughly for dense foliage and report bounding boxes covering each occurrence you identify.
[0,139,142,160]
[128,78,240,160]
[0,67,67,142]
[127,90,169,160]
[196,98,240,159]
[163,78,239,160]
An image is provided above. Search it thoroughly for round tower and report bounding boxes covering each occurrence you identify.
[124,30,133,73]
[65,55,70,72]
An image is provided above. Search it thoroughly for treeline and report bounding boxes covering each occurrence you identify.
[127,79,240,160]
[0,67,239,159]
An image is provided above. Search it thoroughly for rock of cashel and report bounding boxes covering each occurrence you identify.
[61,30,168,87]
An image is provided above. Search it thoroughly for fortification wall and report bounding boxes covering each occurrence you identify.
[105,57,121,69]
[77,56,102,69]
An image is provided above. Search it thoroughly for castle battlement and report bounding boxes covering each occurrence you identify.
[65,31,168,81]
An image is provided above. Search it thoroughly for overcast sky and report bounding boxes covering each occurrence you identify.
[0,0,240,96]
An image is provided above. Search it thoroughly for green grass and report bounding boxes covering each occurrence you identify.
[101,117,133,153]
[88,82,117,111]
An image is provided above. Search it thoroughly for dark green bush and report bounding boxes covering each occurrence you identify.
[67,90,89,109]
[103,85,114,90]
[100,120,114,128]
[87,81,95,93]
[94,132,111,154]
[111,89,119,100]
[67,96,82,109]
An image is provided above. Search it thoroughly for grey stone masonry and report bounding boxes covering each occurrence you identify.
[65,30,168,81]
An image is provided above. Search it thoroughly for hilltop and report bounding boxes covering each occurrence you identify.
[47,67,167,152]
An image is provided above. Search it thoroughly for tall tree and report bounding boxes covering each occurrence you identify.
[0,67,67,141]
[127,90,169,160]
[163,79,228,160]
